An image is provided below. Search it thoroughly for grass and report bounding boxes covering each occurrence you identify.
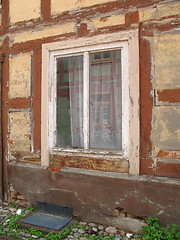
[140,217,180,240]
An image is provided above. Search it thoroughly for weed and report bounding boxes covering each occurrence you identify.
[10,200,17,208]
[141,217,180,240]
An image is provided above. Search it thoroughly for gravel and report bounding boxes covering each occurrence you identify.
[0,202,142,239]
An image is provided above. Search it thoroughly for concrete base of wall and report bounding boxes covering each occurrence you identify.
[7,162,180,232]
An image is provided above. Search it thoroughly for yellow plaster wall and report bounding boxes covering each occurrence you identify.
[51,0,116,15]
[92,14,125,29]
[153,106,180,155]
[12,23,74,44]
[10,0,41,24]
[139,2,180,22]
[9,111,31,152]
[9,53,32,99]
[154,33,180,90]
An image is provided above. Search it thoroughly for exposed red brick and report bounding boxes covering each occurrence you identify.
[155,160,180,178]
[9,97,30,109]
[125,11,139,25]
[140,20,180,37]
[8,140,14,145]
[41,0,51,21]
[157,89,180,104]
[50,154,128,173]
[100,17,107,22]
[157,150,180,160]
[47,167,61,172]
[140,158,154,175]
[76,23,89,37]
[139,38,153,159]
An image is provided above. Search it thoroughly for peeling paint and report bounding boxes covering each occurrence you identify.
[9,53,32,98]
[8,111,31,152]
[153,106,180,155]
[154,33,180,90]
[10,0,41,24]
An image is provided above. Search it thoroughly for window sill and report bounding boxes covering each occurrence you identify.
[51,147,127,160]
[49,149,129,173]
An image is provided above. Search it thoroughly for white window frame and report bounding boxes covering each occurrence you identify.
[41,30,139,175]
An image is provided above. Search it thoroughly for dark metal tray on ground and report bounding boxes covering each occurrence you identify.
[21,201,72,231]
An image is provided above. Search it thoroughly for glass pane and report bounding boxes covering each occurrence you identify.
[56,55,84,148]
[90,50,122,149]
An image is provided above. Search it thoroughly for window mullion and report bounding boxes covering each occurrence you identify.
[83,51,89,149]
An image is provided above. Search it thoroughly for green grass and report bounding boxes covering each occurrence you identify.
[140,217,180,240]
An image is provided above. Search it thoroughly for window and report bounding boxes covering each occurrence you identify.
[56,49,122,150]
[42,30,139,174]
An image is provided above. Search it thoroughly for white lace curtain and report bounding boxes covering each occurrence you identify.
[56,50,122,150]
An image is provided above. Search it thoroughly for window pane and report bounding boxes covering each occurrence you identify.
[56,55,84,148]
[90,50,122,149]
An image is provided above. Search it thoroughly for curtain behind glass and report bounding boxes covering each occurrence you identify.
[56,55,83,148]
[90,50,122,149]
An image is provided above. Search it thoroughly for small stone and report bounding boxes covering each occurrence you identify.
[92,227,98,233]
[19,231,26,236]
[119,212,126,218]
[99,230,104,235]
[79,221,87,226]
[98,225,104,231]
[17,195,25,200]
[25,233,31,238]
[3,210,10,213]
[0,215,5,221]
[78,229,85,234]
[39,238,46,240]
[32,235,38,239]
[113,208,120,215]
[72,228,78,232]
[9,207,16,212]
[74,232,81,238]
[16,209,22,215]
[85,226,90,231]
[119,230,125,236]
[126,233,133,238]
[105,226,117,234]
[79,238,88,240]
[115,234,122,240]
[88,222,96,227]
[25,210,29,214]
[4,227,9,232]
[134,234,140,237]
